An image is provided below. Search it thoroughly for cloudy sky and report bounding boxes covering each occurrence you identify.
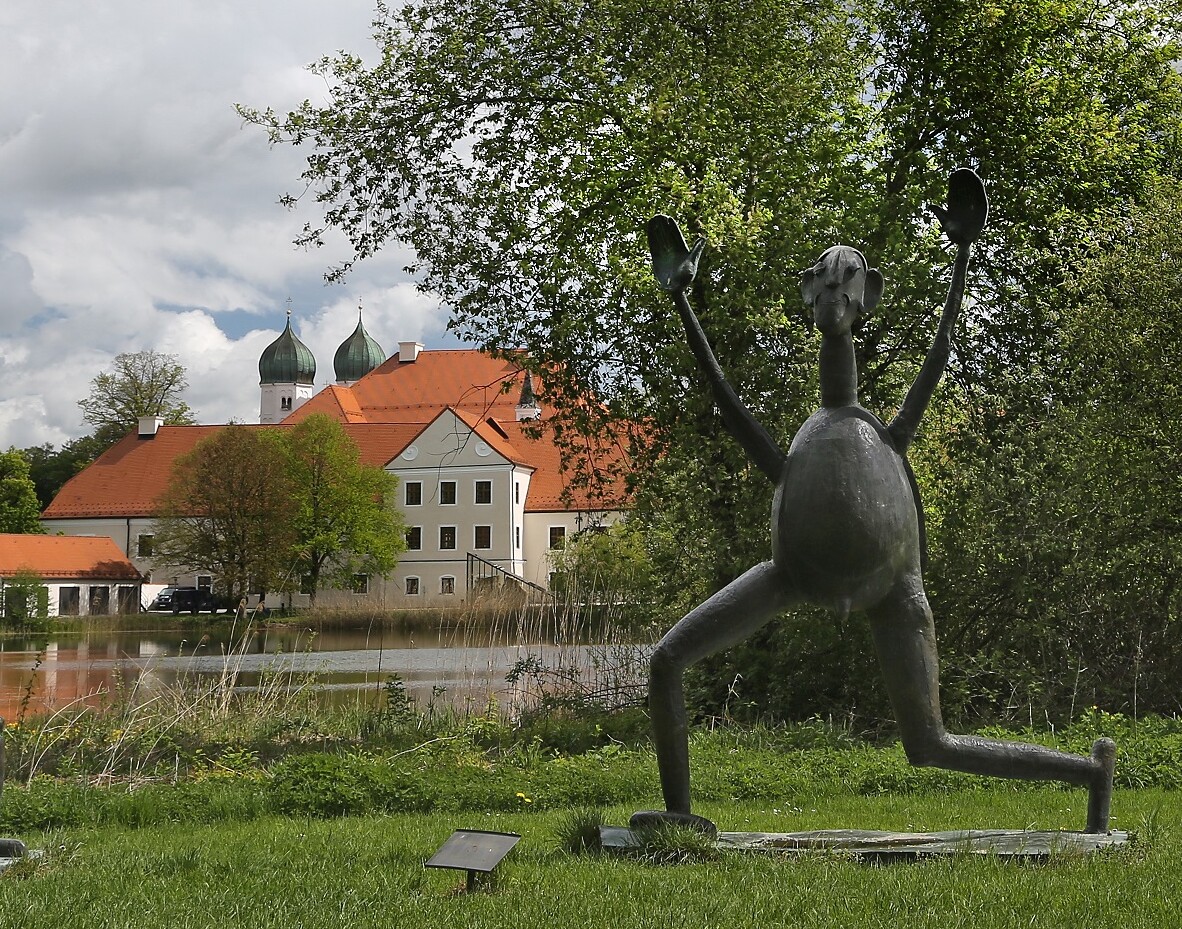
[0,0,457,450]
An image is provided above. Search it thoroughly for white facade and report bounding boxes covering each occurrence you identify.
[0,576,143,616]
[43,428,624,608]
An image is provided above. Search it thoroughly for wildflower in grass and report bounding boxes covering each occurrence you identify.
[516,791,532,804]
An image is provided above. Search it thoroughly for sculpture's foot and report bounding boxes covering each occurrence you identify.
[1086,737,1116,834]
[629,810,718,839]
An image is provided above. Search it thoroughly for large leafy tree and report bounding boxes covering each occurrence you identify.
[80,351,196,448]
[244,0,872,597]
[153,427,295,602]
[0,450,45,533]
[920,178,1182,721]
[247,0,1182,722]
[281,414,405,605]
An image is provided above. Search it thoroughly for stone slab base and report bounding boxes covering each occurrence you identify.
[0,838,31,873]
[600,826,1130,861]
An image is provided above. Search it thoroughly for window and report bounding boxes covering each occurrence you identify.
[405,482,422,506]
[117,586,139,614]
[515,526,521,549]
[197,575,213,591]
[405,576,420,596]
[440,576,455,595]
[300,574,315,595]
[406,526,422,550]
[549,526,567,549]
[280,396,293,411]
[474,525,492,550]
[59,586,80,616]
[89,586,110,616]
[136,534,154,557]
[439,481,456,505]
[515,481,520,504]
[475,480,492,504]
[352,573,369,594]
[439,526,456,550]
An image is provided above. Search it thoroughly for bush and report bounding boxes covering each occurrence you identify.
[267,753,378,818]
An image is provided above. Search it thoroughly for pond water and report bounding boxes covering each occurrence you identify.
[0,623,647,721]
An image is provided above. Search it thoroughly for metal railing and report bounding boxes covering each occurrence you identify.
[465,552,548,601]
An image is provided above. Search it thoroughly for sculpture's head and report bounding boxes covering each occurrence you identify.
[800,246,884,336]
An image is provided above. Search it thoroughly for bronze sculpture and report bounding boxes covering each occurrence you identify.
[632,169,1115,837]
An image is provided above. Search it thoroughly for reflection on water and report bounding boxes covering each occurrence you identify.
[0,624,645,720]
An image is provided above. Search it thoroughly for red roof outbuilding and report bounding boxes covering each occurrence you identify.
[0,535,142,581]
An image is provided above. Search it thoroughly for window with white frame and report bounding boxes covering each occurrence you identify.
[89,586,110,615]
[515,526,521,549]
[439,481,456,505]
[440,576,455,595]
[136,533,154,557]
[514,481,520,504]
[548,526,566,549]
[475,480,492,504]
[406,526,422,550]
[439,526,457,550]
[474,525,492,549]
[405,576,420,595]
[197,575,213,591]
[59,586,80,616]
[405,482,422,506]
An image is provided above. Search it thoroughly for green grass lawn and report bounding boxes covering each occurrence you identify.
[3,788,1179,929]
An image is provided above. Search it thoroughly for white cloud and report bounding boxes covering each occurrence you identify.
[0,0,459,450]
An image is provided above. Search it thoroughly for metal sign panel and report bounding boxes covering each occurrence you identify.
[426,830,521,874]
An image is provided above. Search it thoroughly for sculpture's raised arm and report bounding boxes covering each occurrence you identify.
[888,168,989,453]
[647,215,788,482]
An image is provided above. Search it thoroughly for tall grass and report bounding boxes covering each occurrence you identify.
[0,592,651,785]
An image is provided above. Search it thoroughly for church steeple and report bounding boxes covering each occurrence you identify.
[516,371,541,421]
[259,303,317,423]
[333,303,386,384]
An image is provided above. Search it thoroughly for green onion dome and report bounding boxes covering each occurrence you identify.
[259,313,316,385]
[333,313,386,382]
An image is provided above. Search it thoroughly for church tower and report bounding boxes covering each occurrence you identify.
[333,306,386,385]
[259,306,316,424]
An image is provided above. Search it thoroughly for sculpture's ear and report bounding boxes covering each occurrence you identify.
[863,268,884,313]
[800,267,819,306]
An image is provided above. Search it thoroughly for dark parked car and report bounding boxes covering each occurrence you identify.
[167,587,234,614]
[148,586,180,611]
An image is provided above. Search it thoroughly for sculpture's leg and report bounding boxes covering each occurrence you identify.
[631,560,796,835]
[867,572,1115,833]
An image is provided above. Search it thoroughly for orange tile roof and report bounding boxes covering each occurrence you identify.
[290,384,368,423]
[43,350,630,520]
[497,419,631,512]
[283,349,537,425]
[0,534,141,580]
[44,425,233,519]
[42,424,420,520]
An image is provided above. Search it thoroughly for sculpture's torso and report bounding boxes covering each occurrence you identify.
[772,406,920,611]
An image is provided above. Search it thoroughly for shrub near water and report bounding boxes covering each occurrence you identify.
[266,753,438,817]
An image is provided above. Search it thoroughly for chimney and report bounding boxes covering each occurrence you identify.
[138,416,164,438]
[398,340,424,362]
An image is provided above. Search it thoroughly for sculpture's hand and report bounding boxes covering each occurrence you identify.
[931,168,988,246]
[647,215,705,293]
